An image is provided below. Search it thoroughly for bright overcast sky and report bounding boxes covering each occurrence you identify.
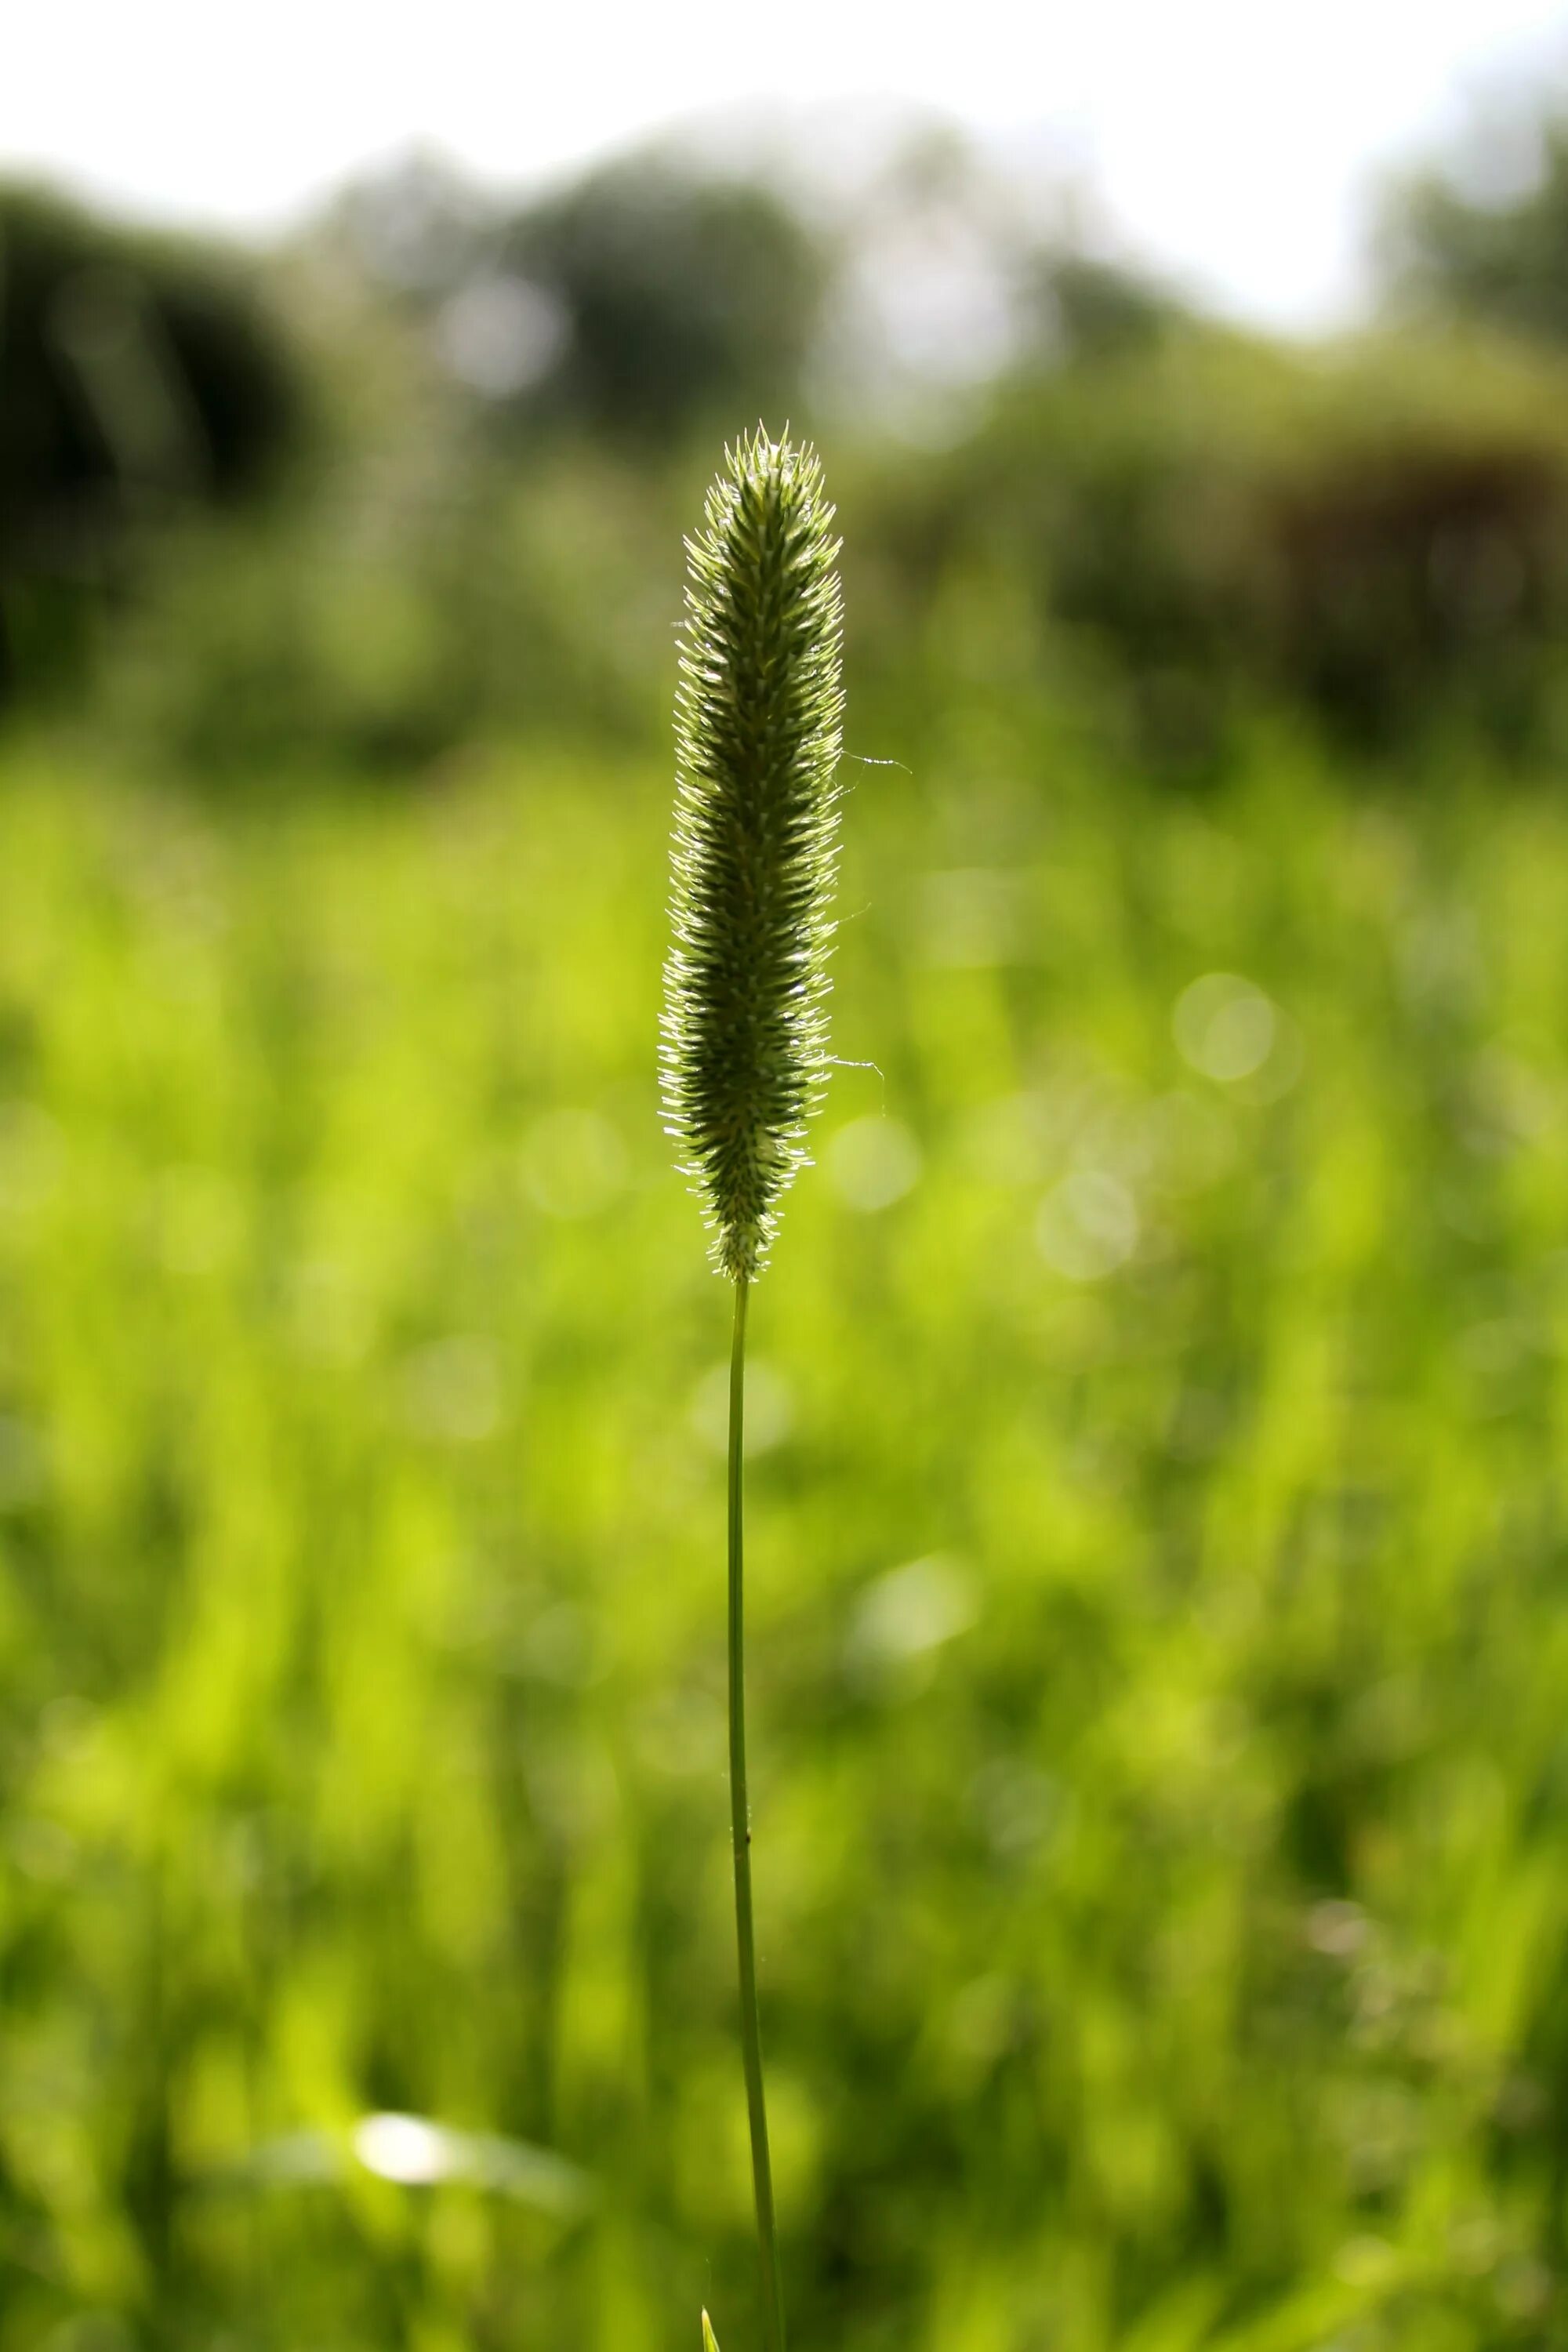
[5,0,1568,330]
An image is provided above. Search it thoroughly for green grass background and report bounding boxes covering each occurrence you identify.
[2,721,1567,2352]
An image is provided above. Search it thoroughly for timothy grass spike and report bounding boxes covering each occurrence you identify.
[662,426,845,1282]
[664,426,846,2352]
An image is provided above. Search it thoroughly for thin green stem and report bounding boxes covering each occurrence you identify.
[728,1275,786,2352]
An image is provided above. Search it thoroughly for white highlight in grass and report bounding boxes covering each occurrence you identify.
[354,2113,451,2184]
[1036,1171,1138,1282]
[826,1116,921,1211]
[335,2112,592,2211]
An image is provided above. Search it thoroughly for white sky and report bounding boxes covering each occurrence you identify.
[5,0,1568,330]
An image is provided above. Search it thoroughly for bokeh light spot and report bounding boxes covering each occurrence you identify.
[1036,1171,1138,1281]
[1173,972,1277,1083]
[826,1116,921,1210]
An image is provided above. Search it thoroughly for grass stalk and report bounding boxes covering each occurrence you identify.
[661,427,844,2351]
[725,1274,785,2352]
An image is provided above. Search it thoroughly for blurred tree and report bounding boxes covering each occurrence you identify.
[1379,106,1568,345]
[1033,253,1190,365]
[849,320,1568,767]
[0,183,304,705]
[327,150,832,443]
[499,155,831,441]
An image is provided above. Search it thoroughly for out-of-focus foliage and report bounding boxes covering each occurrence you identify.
[855,322,1568,766]
[78,308,1568,776]
[321,147,831,441]
[1033,253,1190,365]
[3,736,1568,2351]
[0,151,837,759]
[503,156,830,440]
[21,126,1568,773]
[0,184,305,702]
[89,450,683,772]
[1379,101,1568,348]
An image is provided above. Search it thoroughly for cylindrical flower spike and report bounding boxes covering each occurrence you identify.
[661,426,845,1283]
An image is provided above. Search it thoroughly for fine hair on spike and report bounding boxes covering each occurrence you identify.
[661,425,845,1283]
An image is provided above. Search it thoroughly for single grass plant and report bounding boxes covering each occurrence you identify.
[660,428,846,2352]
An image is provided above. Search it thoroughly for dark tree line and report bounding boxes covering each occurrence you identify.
[0,186,304,697]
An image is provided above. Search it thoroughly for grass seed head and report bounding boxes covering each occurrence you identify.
[661,426,845,1283]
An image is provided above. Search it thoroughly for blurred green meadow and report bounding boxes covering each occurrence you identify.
[4,720,1568,2350]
